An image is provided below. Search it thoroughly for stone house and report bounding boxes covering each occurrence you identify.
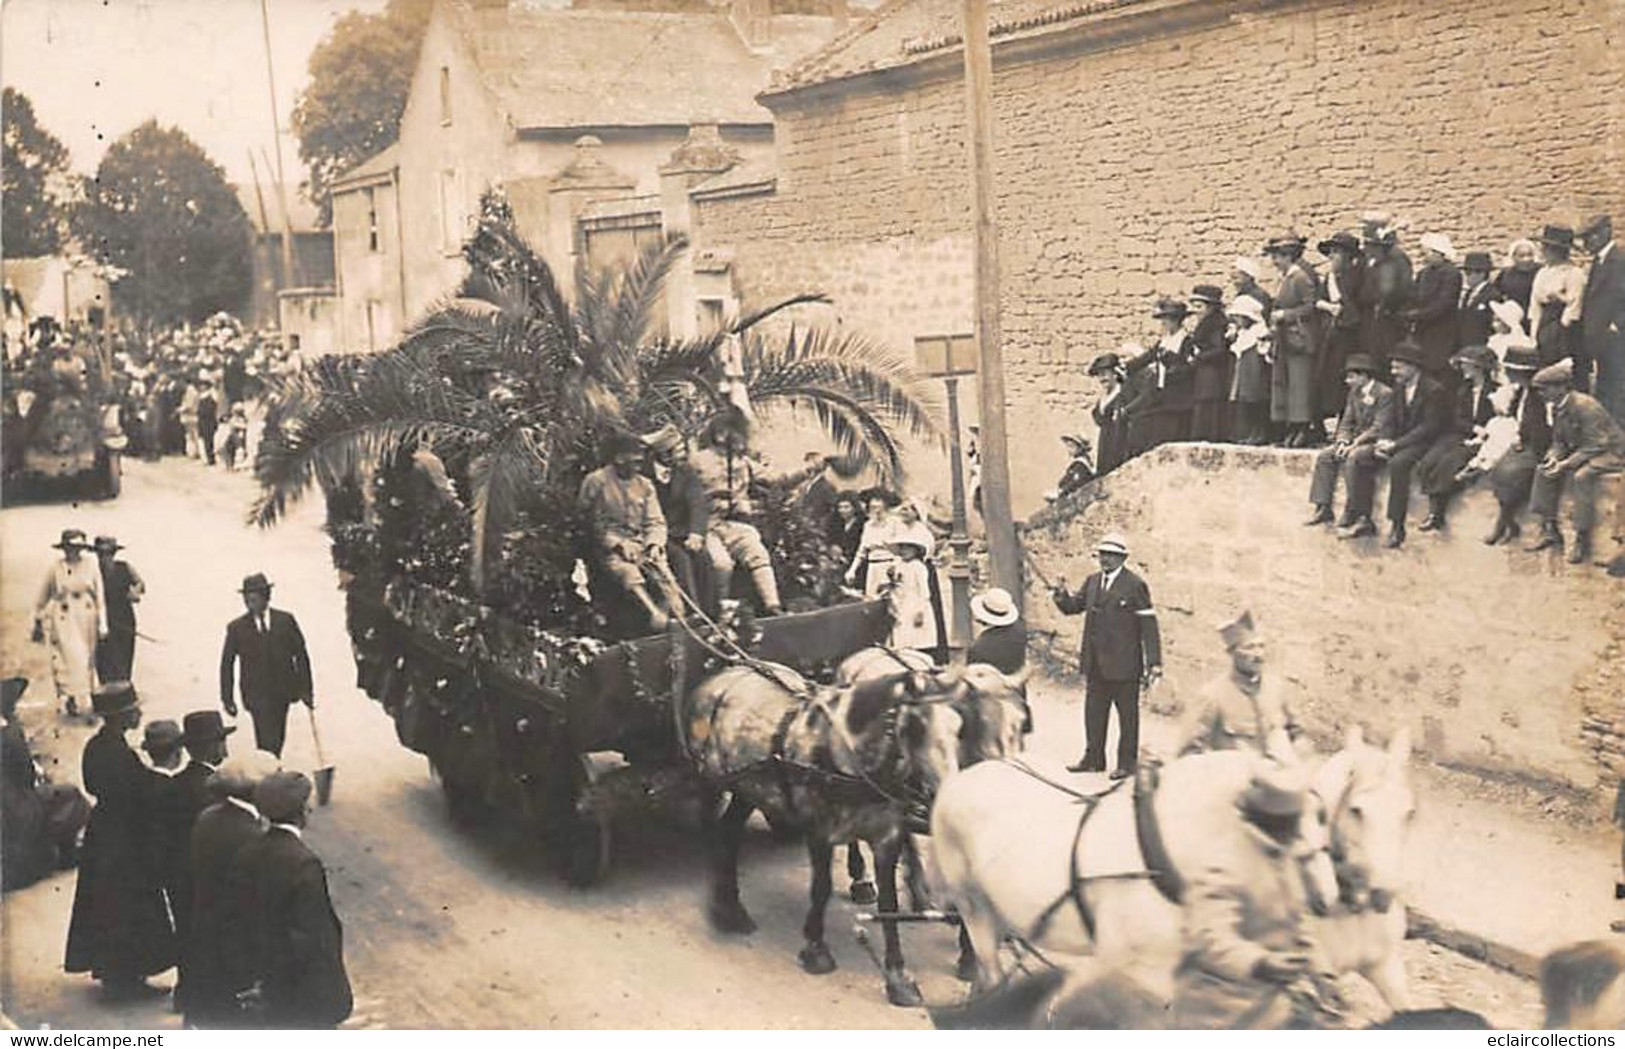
[233,183,336,330]
[686,0,1624,511]
[329,0,851,353]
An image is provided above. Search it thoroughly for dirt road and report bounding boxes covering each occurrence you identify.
[0,458,1541,1028]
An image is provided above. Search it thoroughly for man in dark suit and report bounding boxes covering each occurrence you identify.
[219,573,313,757]
[1343,342,1449,548]
[161,711,233,1012]
[1457,251,1499,350]
[1404,233,1465,381]
[1525,359,1625,565]
[186,751,276,1028]
[1305,354,1396,531]
[237,771,353,1029]
[1580,215,1625,422]
[1051,534,1163,779]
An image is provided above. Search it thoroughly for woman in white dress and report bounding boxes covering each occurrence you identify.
[32,529,107,717]
[845,492,899,597]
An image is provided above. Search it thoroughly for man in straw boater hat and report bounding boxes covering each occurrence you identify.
[65,682,178,1001]
[1524,358,1625,566]
[219,572,313,757]
[966,587,1026,676]
[1179,611,1302,766]
[1051,532,1163,779]
[1579,214,1625,421]
[233,770,353,1028]
[184,749,280,1028]
[1343,339,1449,548]
[1304,353,1396,533]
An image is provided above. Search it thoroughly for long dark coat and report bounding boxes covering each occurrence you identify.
[149,762,213,998]
[237,828,353,1028]
[1092,389,1131,475]
[1357,249,1414,368]
[95,559,141,683]
[1188,310,1233,441]
[1405,260,1464,375]
[1317,264,1366,420]
[185,800,265,1026]
[65,726,177,980]
[1053,569,1163,684]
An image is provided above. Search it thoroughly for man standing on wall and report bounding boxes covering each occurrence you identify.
[1051,533,1163,779]
[219,574,314,757]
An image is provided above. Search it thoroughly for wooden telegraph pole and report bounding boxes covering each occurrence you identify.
[960,0,1021,601]
[259,0,299,296]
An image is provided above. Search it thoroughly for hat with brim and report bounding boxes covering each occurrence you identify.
[605,431,647,458]
[1489,299,1525,330]
[1232,256,1263,279]
[1317,232,1361,257]
[141,720,183,754]
[1228,296,1266,324]
[1189,285,1224,307]
[1462,251,1494,272]
[1502,347,1541,372]
[93,535,123,553]
[1389,340,1428,369]
[1060,433,1091,452]
[1263,232,1307,255]
[1241,770,1307,819]
[1087,353,1123,377]
[1151,297,1189,320]
[183,710,236,746]
[1096,533,1129,556]
[1533,359,1575,387]
[256,770,313,824]
[91,681,140,718]
[1580,214,1612,239]
[1344,353,1379,376]
[1449,345,1497,371]
[1218,610,1257,650]
[239,573,273,594]
[53,529,89,551]
[1537,225,1576,251]
[970,588,1019,628]
[1420,232,1459,263]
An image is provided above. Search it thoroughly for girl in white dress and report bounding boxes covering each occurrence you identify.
[845,493,899,597]
[885,537,936,652]
[32,529,107,717]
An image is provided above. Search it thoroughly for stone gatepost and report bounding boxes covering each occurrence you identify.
[658,124,741,339]
[545,136,637,284]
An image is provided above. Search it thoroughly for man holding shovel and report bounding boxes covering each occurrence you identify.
[218,573,313,759]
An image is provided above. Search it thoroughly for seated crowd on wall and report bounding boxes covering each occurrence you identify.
[1082,213,1625,561]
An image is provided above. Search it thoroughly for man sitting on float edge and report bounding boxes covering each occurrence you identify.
[578,431,672,631]
[689,412,785,617]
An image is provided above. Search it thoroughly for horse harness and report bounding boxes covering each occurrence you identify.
[1018,760,1186,944]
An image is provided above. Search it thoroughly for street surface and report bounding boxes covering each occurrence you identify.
[0,458,1541,1029]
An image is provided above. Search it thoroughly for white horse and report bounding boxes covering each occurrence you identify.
[931,747,1371,1005]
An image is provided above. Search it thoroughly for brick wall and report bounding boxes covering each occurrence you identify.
[692,0,1624,511]
[1020,443,1625,796]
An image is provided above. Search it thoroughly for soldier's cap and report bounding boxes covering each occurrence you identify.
[91,681,140,717]
[1096,533,1129,556]
[1218,610,1257,650]
[141,720,183,753]
[1240,764,1309,819]
[1533,358,1576,388]
[211,750,282,800]
[256,770,313,823]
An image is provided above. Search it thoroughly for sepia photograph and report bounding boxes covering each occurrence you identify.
[0,0,1622,1033]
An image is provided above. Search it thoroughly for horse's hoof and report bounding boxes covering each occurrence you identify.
[849,880,877,905]
[708,899,757,935]
[955,955,978,983]
[798,942,837,975]
[885,973,924,1008]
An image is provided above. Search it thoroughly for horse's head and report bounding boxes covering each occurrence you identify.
[933,663,1029,766]
[1291,790,1342,919]
[1314,725,1417,912]
[842,671,964,803]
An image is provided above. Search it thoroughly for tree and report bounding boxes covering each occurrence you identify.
[73,121,253,325]
[255,190,941,617]
[3,87,72,257]
[291,0,433,226]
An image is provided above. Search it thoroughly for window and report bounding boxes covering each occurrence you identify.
[365,187,380,253]
[438,169,462,253]
[365,300,380,350]
[439,66,452,125]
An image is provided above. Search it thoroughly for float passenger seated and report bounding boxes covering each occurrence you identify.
[689,413,784,617]
[578,431,673,631]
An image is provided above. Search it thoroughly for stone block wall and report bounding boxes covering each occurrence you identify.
[693,0,1623,511]
[1020,443,1625,794]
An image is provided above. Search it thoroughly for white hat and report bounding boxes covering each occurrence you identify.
[1489,298,1524,330]
[1232,256,1263,279]
[1420,232,1458,262]
[1096,532,1129,556]
[1228,295,1266,323]
[970,587,1019,627]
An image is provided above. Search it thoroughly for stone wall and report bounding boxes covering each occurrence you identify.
[1020,443,1625,795]
[693,0,1624,512]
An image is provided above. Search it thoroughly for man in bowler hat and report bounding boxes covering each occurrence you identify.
[219,573,313,757]
[1051,533,1162,779]
[1344,340,1449,548]
[1580,215,1625,421]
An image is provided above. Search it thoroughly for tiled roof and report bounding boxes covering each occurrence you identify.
[451,3,842,128]
[331,143,401,191]
[766,0,1153,96]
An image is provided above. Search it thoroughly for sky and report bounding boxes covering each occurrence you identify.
[1,0,389,189]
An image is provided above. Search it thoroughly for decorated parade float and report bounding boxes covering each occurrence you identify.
[255,193,941,883]
[2,332,126,503]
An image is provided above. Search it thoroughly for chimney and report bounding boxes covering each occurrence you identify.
[729,0,771,50]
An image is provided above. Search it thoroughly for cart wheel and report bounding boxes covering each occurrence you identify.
[556,755,613,887]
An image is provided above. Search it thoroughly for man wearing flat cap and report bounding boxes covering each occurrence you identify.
[233,771,353,1028]
[1051,533,1162,779]
[1524,359,1625,565]
[1305,353,1395,532]
[219,572,313,757]
[1180,612,1301,766]
[1580,216,1625,421]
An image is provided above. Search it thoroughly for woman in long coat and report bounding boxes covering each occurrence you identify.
[65,683,177,999]
[33,530,107,718]
[1314,233,1366,424]
[1264,233,1322,446]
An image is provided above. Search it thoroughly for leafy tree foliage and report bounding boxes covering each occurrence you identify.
[3,87,72,257]
[73,121,253,325]
[291,0,433,226]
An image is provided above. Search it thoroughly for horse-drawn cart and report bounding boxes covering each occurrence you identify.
[347,578,894,885]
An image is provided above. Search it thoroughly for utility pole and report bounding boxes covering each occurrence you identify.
[259,0,299,299]
[960,0,1020,602]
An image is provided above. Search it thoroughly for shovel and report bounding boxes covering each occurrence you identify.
[306,704,335,806]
